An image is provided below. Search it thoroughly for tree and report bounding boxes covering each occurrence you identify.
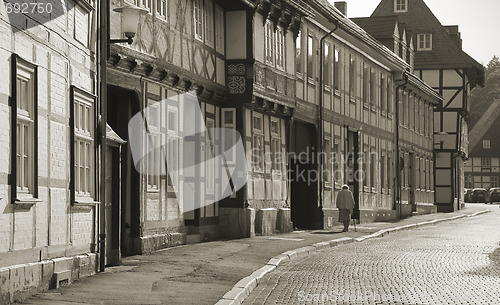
[469,56,500,129]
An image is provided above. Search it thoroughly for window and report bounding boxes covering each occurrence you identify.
[381,152,386,191]
[387,78,392,113]
[307,35,314,79]
[194,0,203,40]
[387,154,392,191]
[349,55,355,100]
[370,68,375,107]
[370,150,376,189]
[380,74,386,112]
[464,175,472,189]
[483,140,491,149]
[165,94,180,191]
[417,34,432,51]
[13,55,38,199]
[156,0,167,18]
[404,92,409,127]
[71,87,95,200]
[394,0,407,12]
[204,0,214,47]
[409,94,414,130]
[482,158,491,169]
[265,21,274,65]
[296,31,302,74]
[270,119,282,172]
[323,43,331,86]
[275,27,285,69]
[492,176,499,188]
[146,101,161,190]
[363,145,369,188]
[221,109,236,166]
[215,5,225,54]
[139,0,152,11]
[362,63,368,104]
[334,48,340,91]
[333,139,341,184]
[324,138,331,182]
[252,113,264,171]
[206,118,215,194]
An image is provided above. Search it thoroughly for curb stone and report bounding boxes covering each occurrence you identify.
[215,209,490,305]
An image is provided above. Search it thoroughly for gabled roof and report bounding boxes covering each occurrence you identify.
[469,100,500,152]
[371,0,485,88]
[350,16,399,39]
[307,0,409,71]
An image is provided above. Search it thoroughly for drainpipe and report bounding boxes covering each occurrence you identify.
[395,72,408,219]
[318,21,339,228]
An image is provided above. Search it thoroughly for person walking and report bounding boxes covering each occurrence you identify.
[336,184,355,232]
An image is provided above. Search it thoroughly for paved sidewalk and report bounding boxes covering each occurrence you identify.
[22,204,490,305]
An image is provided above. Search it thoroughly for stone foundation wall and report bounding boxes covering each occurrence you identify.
[0,253,98,304]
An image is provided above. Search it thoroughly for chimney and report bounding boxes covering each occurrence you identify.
[444,25,463,49]
[334,1,347,16]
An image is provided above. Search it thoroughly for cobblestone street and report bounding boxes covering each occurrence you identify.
[244,206,500,305]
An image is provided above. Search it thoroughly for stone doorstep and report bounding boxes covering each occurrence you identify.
[215,209,490,305]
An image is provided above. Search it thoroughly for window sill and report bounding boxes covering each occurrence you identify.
[334,89,341,97]
[349,98,356,104]
[13,197,42,210]
[72,199,99,210]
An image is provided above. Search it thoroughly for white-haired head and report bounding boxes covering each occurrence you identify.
[342,184,349,190]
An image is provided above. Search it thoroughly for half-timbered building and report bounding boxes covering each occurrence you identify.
[370,0,485,212]
[465,100,500,190]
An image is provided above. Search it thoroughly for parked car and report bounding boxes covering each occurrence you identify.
[470,188,488,203]
[486,188,500,204]
[464,189,473,202]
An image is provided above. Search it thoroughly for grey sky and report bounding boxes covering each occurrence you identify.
[329,0,499,66]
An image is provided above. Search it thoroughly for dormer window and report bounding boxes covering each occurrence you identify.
[417,34,433,51]
[394,0,408,12]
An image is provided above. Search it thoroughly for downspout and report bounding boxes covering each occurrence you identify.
[318,21,339,228]
[395,72,408,219]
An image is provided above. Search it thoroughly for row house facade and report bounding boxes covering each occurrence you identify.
[0,0,100,302]
[293,0,440,229]
[370,0,485,212]
[0,0,451,301]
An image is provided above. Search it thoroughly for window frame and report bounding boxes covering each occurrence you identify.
[334,47,341,92]
[70,86,97,204]
[155,0,167,19]
[275,26,285,70]
[11,54,38,203]
[252,112,265,172]
[265,20,275,66]
[417,33,433,51]
[483,140,491,149]
[296,30,302,75]
[194,0,204,41]
[270,118,282,174]
[307,34,314,80]
[215,4,225,55]
[394,0,408,13]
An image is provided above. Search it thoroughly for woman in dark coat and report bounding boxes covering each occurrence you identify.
[336,184,355,232]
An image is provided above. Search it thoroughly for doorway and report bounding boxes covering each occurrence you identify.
[107,86,141,256]
[346,130,360,220]
[290,121,318,229]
